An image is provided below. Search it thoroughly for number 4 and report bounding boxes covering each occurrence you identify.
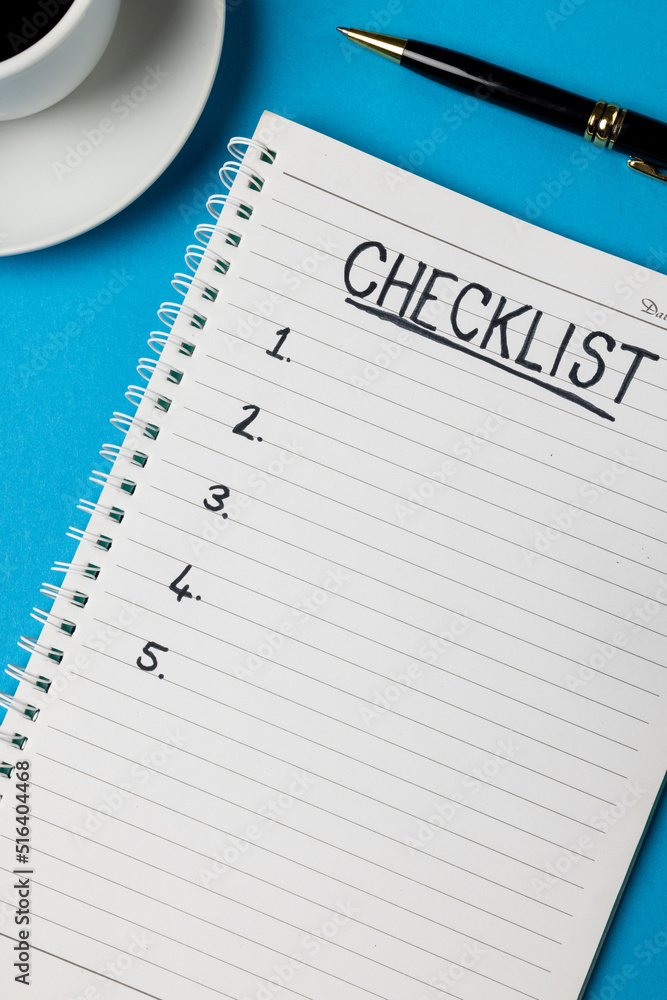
[169,564,198,602]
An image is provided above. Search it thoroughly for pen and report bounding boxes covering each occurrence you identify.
[337,28,667,183]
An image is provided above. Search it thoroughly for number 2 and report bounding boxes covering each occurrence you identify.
[233,404,261,441]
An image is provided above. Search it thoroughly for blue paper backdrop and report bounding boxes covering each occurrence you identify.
[1,2,666,998]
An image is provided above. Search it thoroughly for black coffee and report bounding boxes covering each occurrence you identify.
[0,1,76,63]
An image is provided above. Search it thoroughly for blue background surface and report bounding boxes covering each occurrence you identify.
[1,1,666,997]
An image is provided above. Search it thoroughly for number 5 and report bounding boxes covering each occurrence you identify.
[137,641,169,672]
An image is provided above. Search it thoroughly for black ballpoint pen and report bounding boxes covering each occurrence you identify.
[337,27,667,183]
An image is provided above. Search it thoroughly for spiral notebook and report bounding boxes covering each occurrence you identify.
[1,112,667,1000]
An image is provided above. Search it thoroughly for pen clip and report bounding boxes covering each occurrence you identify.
[627,158,667,183]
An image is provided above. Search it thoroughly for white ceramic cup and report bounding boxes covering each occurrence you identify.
[0,0,121,121]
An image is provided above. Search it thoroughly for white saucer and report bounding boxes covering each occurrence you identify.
[0,0,225,256]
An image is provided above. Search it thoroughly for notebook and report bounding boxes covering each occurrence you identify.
[1,111,666,1000]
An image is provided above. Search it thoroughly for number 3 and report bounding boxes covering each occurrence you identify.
[204,484,230,513]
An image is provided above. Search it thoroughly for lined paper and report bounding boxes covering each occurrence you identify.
[1,113,666,1000]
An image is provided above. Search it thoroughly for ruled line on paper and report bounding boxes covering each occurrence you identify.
[134,506,646,749]
[23,759,569,975]
[205,335,665,492]
[188,358,666,617]
[14,835,557,984]
[245,238,633,425]
[239,262,624,427]
[167,353,667,603]
[157,448,660,699]
[0,888,523,1000]
[29,811,563,951]
[192,372,658,600]
[163,418,667,664]
[169,417,667,660]
[187,362,667,617]
[48,701,597,873]
[0,928,164,1000]
[85,606,620,820]
[10,846,507,1000]
[77,628,613,840]
[219,310,667,479]
[113,548,634,792]
[19,826,555,969]
[0,862,550,1000]
[232,279,667,463]
[33,732,583,914]
[49,693,592,861]
[278,172,667,336]
[255,211,667,406]
[137,501,650,734]
[39,738,587,892]
[150,477,655,720]
[0,883,310,1000]
[233,267,667,482]
[28,751,579,921]
[26,781,569,947]
[348,297,614,420]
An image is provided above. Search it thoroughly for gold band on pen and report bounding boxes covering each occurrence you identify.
[585,99,667,181]
[584,100,626,149]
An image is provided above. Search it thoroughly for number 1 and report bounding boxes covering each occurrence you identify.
[266,327,290,362]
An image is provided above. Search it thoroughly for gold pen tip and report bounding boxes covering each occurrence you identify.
[333,29,406,63]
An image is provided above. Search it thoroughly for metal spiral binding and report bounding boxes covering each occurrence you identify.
[157,302,208,330]
[89,469,137,495]
[17,637,63,664]
[125,385,172,412]
[147,331,196,358]
[1,132,277,769]
[172,272,218,302]
[99,443,149,468]
[0,693,40,721]
[40,582,89,608]
[136,358,184,385]
[51,561,101,580]
[194,223,217,245]
[77,497,125,524]
[0,730,28,751]
[219,161,266,192]
[65,526,113,552]
[206,194,252,225]
[184,243,236,274]
[227,136,277,165]
[110,412,160,441]
[6,665,52,693]
[30,608,77,635]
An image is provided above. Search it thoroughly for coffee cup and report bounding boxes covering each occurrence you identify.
[0,0,121,121]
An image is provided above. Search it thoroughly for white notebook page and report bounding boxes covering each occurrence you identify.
[1,112,667,1000]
